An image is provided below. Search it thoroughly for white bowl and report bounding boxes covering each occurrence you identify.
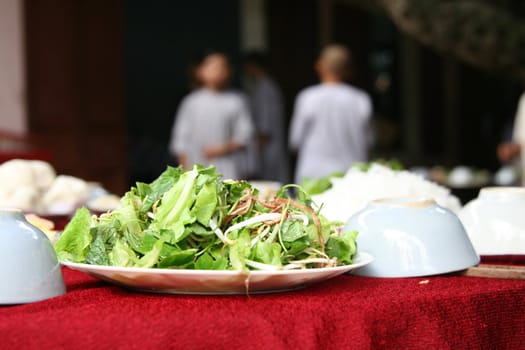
[459,187,525,256]
[0,209,65,304]
[344,197,479,277]
[448,166,474,187]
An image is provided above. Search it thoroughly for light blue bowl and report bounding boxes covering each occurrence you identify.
[0,209,65,304]
[345,197,479,277]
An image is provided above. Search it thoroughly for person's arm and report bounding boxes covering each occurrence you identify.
[170,97,192,167]
[361,93,374,150]
[177,153,190,170]
[498,92,525,163]
[497,142,521,163]
[252,85,271,150]
[289,91,309,153]
[203,141,245,160]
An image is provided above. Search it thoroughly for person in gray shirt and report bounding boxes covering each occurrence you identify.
[289,44,373,184]
[243,52,289,184]
[170,51,253,180]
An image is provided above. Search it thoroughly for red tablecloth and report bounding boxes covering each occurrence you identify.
[1,268,524,350]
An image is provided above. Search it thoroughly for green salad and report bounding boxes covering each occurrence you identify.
[54,165,358,271]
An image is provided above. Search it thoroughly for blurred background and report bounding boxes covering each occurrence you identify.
[1,0,524,196]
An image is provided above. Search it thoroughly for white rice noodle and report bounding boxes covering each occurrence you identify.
[312,164,462,222]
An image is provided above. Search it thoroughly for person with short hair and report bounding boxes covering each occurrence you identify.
[289,44,373,183]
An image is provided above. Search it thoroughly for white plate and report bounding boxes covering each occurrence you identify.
[61,252,373,295]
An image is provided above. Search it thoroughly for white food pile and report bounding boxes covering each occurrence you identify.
[0,159,117,214]
[312,164,462,222]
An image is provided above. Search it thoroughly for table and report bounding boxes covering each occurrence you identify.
[1,268,524,349]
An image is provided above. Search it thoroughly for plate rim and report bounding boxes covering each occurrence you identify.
[61,251,374,277]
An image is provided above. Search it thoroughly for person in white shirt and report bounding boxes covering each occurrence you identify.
[169,51,253,180]
[243,52,289,183]
[289,44,373,183]
[497,91,525,184]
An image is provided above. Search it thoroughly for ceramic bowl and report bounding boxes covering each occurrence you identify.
[0,209,65,304]
[459,187,525,256]
[344,197,479,277]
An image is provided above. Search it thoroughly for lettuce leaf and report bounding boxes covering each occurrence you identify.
[151,166,198,235]
[54,207,93,262]
[109,239,137,267]
[195,253,228,270]
[191,181,217,226]
[158,248,198,268]
[253,241,282,266]
[325,230,358,264]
